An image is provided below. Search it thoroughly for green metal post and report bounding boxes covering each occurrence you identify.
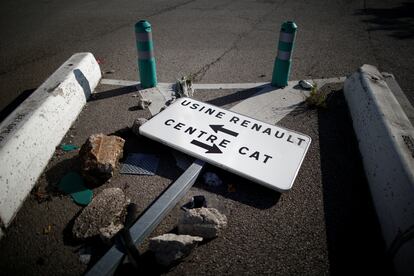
[135,20,157,88]
[271,21,297,87]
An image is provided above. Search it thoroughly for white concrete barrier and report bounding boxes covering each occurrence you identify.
[0,53,101,232]
[344,64,414,275]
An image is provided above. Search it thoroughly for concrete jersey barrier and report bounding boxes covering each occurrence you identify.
[0,53,101,231]
[344,64,414,275]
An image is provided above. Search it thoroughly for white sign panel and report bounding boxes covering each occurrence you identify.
[139,98,311,192]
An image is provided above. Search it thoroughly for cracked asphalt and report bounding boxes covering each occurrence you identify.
[0,0,413,275]
[1,0,413,114]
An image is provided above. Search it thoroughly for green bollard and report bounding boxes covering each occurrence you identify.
[271,21,297,87]
[135,20,157,88]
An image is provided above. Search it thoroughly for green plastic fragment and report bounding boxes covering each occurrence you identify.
[58,172,93,206]
[60,144,79,151]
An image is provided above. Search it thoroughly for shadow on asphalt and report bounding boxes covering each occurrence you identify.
[45,155,81,194]
[0,88,36,123]
[355,2,414,39]
[195,164,281,210]
[206,86,267,107]
[318,89,394,275]
[88,85,139,102]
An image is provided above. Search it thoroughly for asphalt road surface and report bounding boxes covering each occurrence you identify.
[0,0,413,115]
[0,0,413,275]
[0,81,393,275]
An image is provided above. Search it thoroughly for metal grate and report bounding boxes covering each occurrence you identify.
[120,153,160,175]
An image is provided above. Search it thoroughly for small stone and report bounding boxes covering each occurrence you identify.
[78,246,92,265]
[149,234,202,266]
[72,188,129,240]
[178,207,227,239]
[105,69,115,74]
[79,133,125,185]
[131,118,148,136]
[298,80,314,90]
[137,98,152,110]
[202,172,222,187]
[182,195,207,210]
[79,253,91,265]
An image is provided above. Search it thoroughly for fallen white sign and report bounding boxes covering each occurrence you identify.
[139,98,311,192]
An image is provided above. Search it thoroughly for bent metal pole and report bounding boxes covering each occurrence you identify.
[135,20,157,88]
[271,21,297,87]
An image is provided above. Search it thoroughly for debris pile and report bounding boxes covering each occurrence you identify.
[72,188,129,241]
[79,133,125,185]
[149,234,202,266]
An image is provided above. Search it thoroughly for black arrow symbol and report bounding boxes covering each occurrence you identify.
[209,125,239,137]
[191,140,222,154]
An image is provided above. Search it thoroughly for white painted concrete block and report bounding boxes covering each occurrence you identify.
[0,53,101,228]
[344,64,414,275]
[231,77,344,123]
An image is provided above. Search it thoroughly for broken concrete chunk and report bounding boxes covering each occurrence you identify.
[79,133,125,185]
[178,207,227,239]
[72,188,129,240]
[203,172,223,187]
[137,98,152,110]
[99,221,124,244]
[149,234,202,266]
[131,118,148,136]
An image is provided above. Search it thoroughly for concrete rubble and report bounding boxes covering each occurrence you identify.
[137,98,152,110]
[79,133,125,184]
[131,118,148,136]
[72,188,130,240]
[178,207,227,239]
[175,76,194,98]
[203,172,223,187]
[149,233,202,266]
